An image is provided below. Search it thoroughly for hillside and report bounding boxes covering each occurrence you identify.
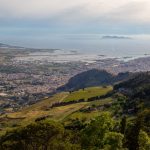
[0,73,150,150]
[0,86,113,135]
[114,72,150,91]
[58,69,133,91]
[114,72,150,115]
[1,72,149,134]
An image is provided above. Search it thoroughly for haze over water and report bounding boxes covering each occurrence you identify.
[4,34,150,60]
[1,0,150,60]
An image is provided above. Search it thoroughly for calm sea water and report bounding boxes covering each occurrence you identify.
[4,34,150,59]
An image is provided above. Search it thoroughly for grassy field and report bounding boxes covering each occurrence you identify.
[0,86,113,135]
[63,98,112,122]
[63,86,112,102]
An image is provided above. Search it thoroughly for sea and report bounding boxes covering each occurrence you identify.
[7,34,150,63]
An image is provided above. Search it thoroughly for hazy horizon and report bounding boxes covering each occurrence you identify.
[1,0,150,58]
[1,34,150,59]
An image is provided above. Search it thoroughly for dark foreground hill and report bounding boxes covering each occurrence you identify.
[114,72,150,91]
[58,69,134,91]
[114,72,150,115]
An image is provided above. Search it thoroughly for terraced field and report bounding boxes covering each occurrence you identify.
[0,86,113,135]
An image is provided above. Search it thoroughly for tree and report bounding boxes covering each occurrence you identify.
[104,132,124,150]
[0,120,81,150]
[138,130,150,150]
[125,110,149,150]
[81,112,115,149]
[120,116,127,134]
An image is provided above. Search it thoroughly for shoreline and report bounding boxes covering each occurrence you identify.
[14,48,150,64]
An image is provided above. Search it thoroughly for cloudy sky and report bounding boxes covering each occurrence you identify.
[0,0,150,47]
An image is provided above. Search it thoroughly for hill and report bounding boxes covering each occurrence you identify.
[0,73,150,150]
[0,86,113,135]
[114,72,150,115]
[58,69,133,91]
[114,72,150,91]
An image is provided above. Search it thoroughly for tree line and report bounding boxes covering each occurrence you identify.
[0,110,150,150]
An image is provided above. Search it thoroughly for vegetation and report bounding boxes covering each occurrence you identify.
[1,110,150,150]
[63,86,112,102]
[0,72,150,150]
[0,87,112,134]
[58,69,132,91]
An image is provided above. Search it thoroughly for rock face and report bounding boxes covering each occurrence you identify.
[58,69,133,91]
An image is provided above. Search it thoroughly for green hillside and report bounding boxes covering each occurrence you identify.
[63,86,112,102]
[0,86,113,135]
[1,74,150,150]
[114,72,150,115]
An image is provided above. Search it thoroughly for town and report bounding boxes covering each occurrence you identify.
[1,46,150,114]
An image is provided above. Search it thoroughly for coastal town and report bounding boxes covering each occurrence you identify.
[1,45,150,114]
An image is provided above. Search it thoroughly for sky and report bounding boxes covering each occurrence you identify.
[0,0,150,48]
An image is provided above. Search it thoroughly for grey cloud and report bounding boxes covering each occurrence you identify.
[0,0,150,25]
[104,1,150,24]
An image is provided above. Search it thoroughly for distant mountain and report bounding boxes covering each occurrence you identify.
[102,35,131,39]
[57,69,133,91]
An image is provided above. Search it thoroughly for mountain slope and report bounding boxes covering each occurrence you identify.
[0,86,113,134]
[58,69,133,91]
[114,72,150,114]
[114,72,150,91]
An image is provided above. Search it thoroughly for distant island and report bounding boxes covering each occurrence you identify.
[102,35,132,39]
